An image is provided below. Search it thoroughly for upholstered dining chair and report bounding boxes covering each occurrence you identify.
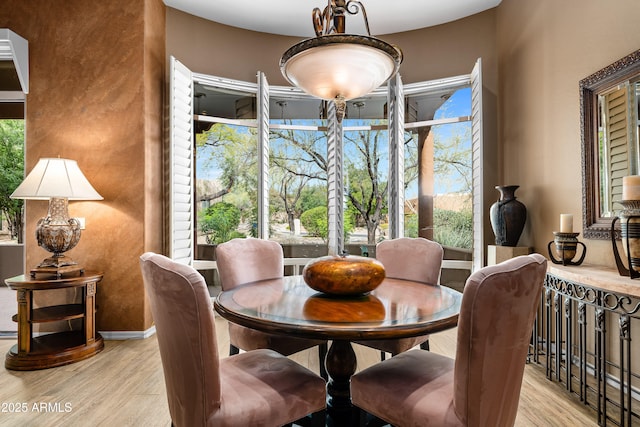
[351,253,547,427]
[140,252,326,427]
[215,237,328,380]
[356,237,444,360]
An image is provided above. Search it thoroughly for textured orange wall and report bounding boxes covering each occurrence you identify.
[0,0,165,331]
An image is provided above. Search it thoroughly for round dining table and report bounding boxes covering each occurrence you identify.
[214,275,462,426]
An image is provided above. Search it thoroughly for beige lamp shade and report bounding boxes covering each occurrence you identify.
[11,158,103,201]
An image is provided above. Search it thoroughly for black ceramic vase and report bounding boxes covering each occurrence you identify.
[489,185,527,246]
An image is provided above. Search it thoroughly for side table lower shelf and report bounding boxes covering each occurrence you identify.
[5,331,104,371]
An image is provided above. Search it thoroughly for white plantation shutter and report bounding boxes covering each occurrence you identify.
[327,101,344,255]
[257,71,270,239]
[603,85,633,213]
[471,58,484,272]
[169,56,194,264]
[388,73,405,239]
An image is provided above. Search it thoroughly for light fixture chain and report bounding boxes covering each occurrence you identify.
[312,5,332,36]
[281,0,402,105]
[312,0,371,36]
[344,1,370,35]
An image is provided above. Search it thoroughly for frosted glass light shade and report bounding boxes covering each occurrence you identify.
[280,34,402,102]
[11,158,103,200]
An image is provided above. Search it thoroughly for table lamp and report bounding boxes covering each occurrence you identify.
[10,158,103,278]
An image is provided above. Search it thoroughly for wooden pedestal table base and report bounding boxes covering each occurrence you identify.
[325,340,358,425]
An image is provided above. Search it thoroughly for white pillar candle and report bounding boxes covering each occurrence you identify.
[560,214,573,232]
[622,175,640,200]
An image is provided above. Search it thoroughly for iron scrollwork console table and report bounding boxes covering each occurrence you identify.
[533,264,640,426]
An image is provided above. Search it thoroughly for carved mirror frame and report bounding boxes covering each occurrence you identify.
[582,49,640,239]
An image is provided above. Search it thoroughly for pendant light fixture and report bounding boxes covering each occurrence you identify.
[280,0,403,121]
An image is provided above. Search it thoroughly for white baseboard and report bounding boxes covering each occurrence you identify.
[1,327,158,341]
[99,326,156,340]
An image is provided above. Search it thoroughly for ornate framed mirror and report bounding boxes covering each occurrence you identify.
[582,49,640,239]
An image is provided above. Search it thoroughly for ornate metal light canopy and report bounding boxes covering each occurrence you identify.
[280,0,403,121]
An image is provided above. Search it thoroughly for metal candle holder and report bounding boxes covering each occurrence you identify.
[547,231,586,266]
[611,200,640,279]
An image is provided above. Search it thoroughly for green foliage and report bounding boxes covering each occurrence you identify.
[300,206,354,241]
[299,184,326,212]
[222,191,254,221]
[300,206,328,240]
[196,123,259,239]
[405,214,419,238]
[199,201,245,244]
[228,231,247,240]
[0,120,25,242]
[433,207,472,249]
[197,123,258,199]
[403,209,472,249]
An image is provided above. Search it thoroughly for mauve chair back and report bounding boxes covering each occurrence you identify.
[376,237,444,285]
[453,253,547,426]
[140,252,221,427]
[215,238,284,290]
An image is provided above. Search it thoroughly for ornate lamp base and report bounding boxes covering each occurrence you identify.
[30,197,84,279]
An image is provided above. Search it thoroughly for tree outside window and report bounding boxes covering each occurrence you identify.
[0,119,25,243]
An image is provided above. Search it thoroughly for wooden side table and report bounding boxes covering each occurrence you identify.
[4,271,104,370]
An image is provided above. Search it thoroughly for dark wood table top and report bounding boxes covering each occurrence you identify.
[214,275,462,341]
[4,271,103,290]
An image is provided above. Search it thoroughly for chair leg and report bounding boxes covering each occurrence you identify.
[359,409,388,427]
[310,409,326,427]
[229,344,240,356]
[420,340,430,351]
[291,409,325,427]
[318,343,328,381]
[359,408,368,427]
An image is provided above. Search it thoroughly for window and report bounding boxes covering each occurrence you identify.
[403,88,473,252]
[194,85,259,245]
[0,119,25,244]
[169,57,484,269]
[269,116,329,250]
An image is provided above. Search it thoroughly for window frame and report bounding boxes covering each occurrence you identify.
[169,56,484,270]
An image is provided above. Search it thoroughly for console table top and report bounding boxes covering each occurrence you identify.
[547,263,640,298]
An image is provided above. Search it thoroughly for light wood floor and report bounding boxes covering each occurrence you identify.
[0,315,597,427]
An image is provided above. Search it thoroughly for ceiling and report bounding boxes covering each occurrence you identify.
[164,0,502,37]
[173,1,498,122]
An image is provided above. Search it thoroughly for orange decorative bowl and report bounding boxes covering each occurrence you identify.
[303,293,386,322]
[302,254,386,296]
